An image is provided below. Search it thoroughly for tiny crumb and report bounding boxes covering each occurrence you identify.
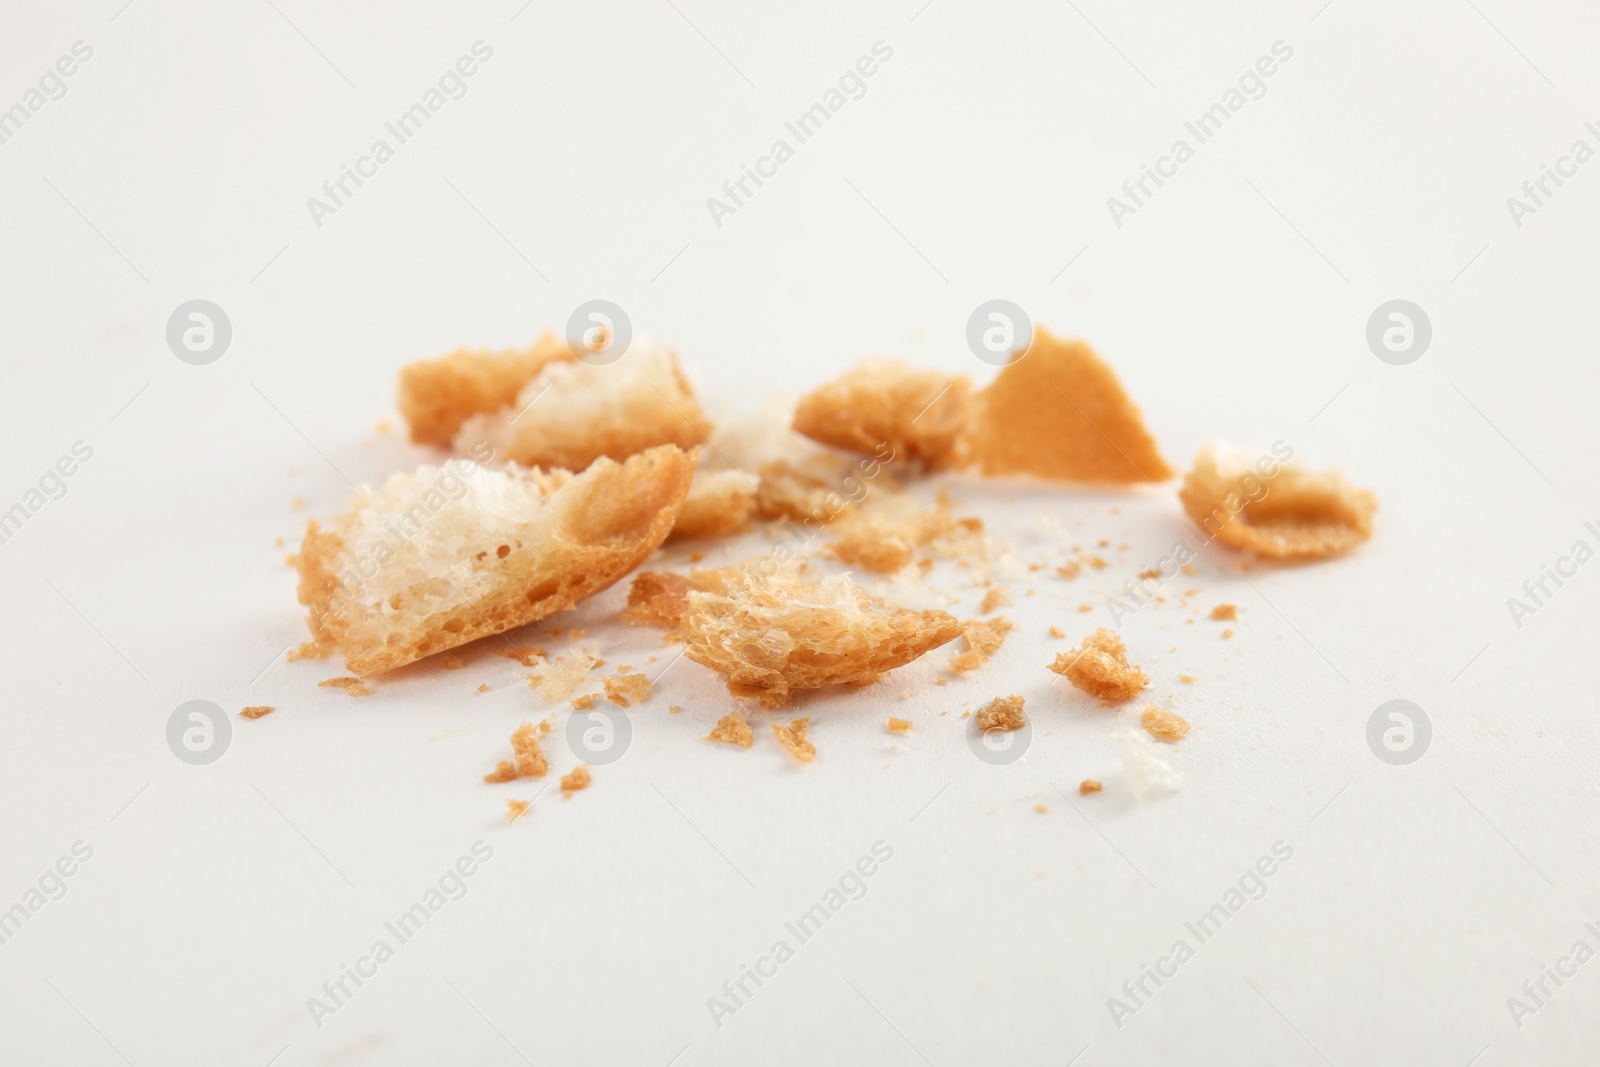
[688,551,706,563]
[1137,568,1161,580]
[1056,563,1081,580]
[569,629,587,640]
[1221,629,1234,639]
[1181,564,1198,576]
[1178,674,1196,684]
[1049,629,1148,703]
[979,587,1011,614]
[1087,556,1107,570]
[934,678,949,686]
[602,673,651,708]
[707,712,754,748]
[442,655,465,670]
[974,695,1026,732]
[888,717,912,734]
[319,677,371,697]
[772,717,816,763]
[669,704,684,714]
[504,798,530,822]
[477,683,489,693]
[571,694,597,710]
[1034,804,1049,814]
[1210,604,1238,621]
[239,705,275,719]
[290,496,306,509]
[501,646,547,666]
[1079,779,1103,795]
[560,765,592,796]
[1077,604,1093,613]
[1142,705,1192,742]
[617,664,634,674]
[483,722,548,782]
[1048,625,1065,639]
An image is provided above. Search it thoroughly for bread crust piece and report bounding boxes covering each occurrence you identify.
[455,335,714,471]
[974,695,1026,732]
[398,332,572,446]
[1049,628,1148,703]
[670,468,756,540]
[1179,441,1377,559]
[295,445,695,676]
[964,327,1173,484]
[792,358,972,469]
[679,563,963,707]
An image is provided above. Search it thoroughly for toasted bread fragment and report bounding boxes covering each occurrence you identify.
[455,336,712,471]
[621,571,699,627]
[1079,779,1103,795]
[560,765,591,795]
[679,563,962,707]
[979,587,1011,614]
[974,694,1027,732]
[1179,442,1377,559]
[1142,705,1191,742]
[1049,628,1148,703]
[707,712,754,749]
[887,716,912,734]
[239,705,275,719]
[398,332,572,446]
[964,328,1173,484]
[950,615,1016,674]
[318,677,371,697]
[603,673,651,708]
[1209,603,1237,621]
[294,446,694,676]
[483,722,548,782]
[772,717,816,763]
[671,468,757,540]
[828,495,952,573]
[792,358,972,469]
[504,798,531,821]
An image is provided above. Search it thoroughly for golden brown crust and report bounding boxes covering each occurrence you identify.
[239,705,275,719]
[1179,442,1377,559]
[1049,628,1148,703]
[621,571,699,628]
[560,765,592,794]
[318,677,371,697]
[679,564,963,707]
[398,332,572,446]
[949,615,1015,674]
[670,468,757,540]
[602,673,651,708]
[295,446,695,677]
[792,358,972,469]
[483,722,548,782]
[504,798,531,821]
[887,716,912,734]
[707,712,754,749]
[974,695,1026,732]
[964,327,1173,484]
[771,717,816,763]
[1079,779,1103,795]
[1142,705,1191,742]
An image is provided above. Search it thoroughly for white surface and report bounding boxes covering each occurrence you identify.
[2,1,1598,1065]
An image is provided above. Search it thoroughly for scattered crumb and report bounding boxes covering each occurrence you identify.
[501,646,547,666]
[707,712,754,749]
[669,704,684,714]
[560,765,592,795]
[1077,604,1093,613]
[974,695,1026,732]
[1142,705,1191,743]
[1034,804,1049,814]
[477,683,489,693]
[483,722,548,782]
[536,650,593,703]
[979,587,1011,614]
[950,615,1016,673]
[571,694,597,710]
[319,677,372,697]
[239,705,275,719]
[935,678,949,686]
[1137,568,1161,580]
[1048,625,1065,638]
[1079,779,1103,795]
[442,654,465,669]
[1049,629,1148,703]
[888,717,912,734]
[1056,563,1081,580]
[602,672,652,708]
[1221,629,1234,639]
[1210,604,1237,621]
[504,798,530,822]
[1178,674,1196,684]
[772,717,816,763]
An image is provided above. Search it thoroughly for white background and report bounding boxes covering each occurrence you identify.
[1,1,1597,1064]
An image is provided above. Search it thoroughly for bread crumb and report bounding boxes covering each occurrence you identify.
[504,798,530,822]
[1178,674,1196,684]
[1221,628,1234,639]
[1141,705,1191,742]
[1117,731,1182,800]
[1034,804,1049,814]
[621,571,699,627]
[828,495,953,573]
[1137,568,1161,580]
[603,673,651,708]
[965,329,1173,484]
[571,693,597,710]
[974,694,1026,732]
[536,650,594,703]
[442,654,465,670]
[950,615,1016,674]
[1079,779,1103,795]
[1048,625,1065,639]
[680,562,961,707]
[477,683,489,693]
[1210,603,1237,621]
[483,722,548,782]
[319,677,371,697]
[1049,629,1148,703]
[887,717,912,734]
[502,645,547,666]
[793,358,971,469]
[669,704,684,714]
[1180,441,1377,558]
[707,712,754,749]
[979,587,1011,614]
[771,717,816,763]
[672,468,756,540]
[1056,563,1081,580]
[239,705,275,719]
[1077,604,1093,613]
[560,765,592,796]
